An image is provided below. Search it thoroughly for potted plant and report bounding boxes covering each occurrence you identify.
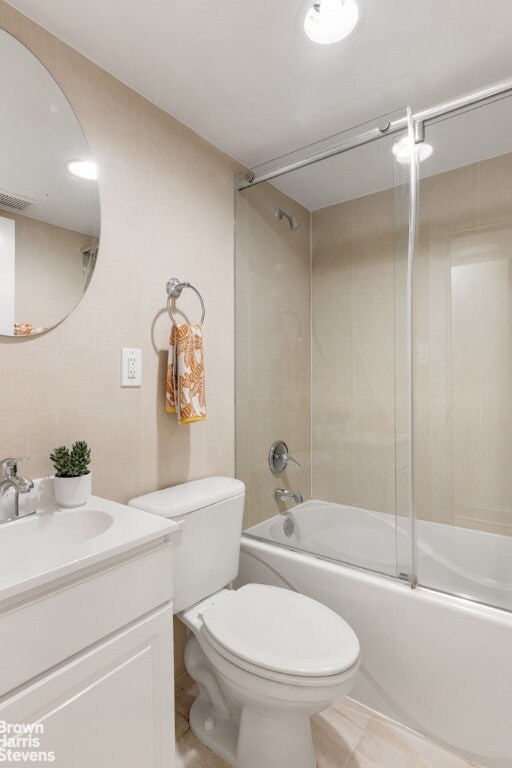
[50,440,92,507]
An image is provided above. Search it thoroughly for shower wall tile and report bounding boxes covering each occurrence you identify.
[413,396,454,527]
[480,395,511,514]
[313,295,354,396]
[312,397,356,508]
[414,164,480,412]
[415,158,512,537]
[312,189,397,513]
[479,151,512,230]
[420,163,480,226]
[413,237,453,401]
[312,201,354,403]
[354,396,396,517]
[236,183,311,528]
[312,153,512,539]
[452,397,481,508]
[352,192,395,402]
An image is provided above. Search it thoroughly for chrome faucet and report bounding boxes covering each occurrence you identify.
[275,488,304,506]
[0,457,35,523]
[268,440,301,475]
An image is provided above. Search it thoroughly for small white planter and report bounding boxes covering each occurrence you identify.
[54,472,92,508]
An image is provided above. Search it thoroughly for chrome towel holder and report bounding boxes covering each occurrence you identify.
[166,277,206,326]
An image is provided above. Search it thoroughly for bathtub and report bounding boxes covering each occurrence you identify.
[246,500,512,610]
[237,501,512,768]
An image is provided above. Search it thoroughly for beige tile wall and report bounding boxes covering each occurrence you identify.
[236,183,311,528]
[311,189,399,517]
[0,1,239,493]
[311,155,512,538]
[0,2,242,675]
[415,156,512,537]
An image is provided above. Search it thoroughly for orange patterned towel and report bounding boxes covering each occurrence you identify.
[166,324,206,424]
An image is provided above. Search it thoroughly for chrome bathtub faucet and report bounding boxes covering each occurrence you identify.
[275,488,303,506]
[0,457,35,523]
[268,440,301,476]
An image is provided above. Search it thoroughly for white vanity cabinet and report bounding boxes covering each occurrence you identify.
[1,606,172,767]
[0,501,178,768]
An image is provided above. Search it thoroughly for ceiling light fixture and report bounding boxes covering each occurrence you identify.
[304,0,359,45]
[392,136,434,165]
[67,160,98,180]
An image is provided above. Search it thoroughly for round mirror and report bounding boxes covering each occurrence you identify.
[0,29,100,337]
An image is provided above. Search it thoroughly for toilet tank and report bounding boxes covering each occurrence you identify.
[129,477,245,613]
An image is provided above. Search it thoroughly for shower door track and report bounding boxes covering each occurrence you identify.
[236,75,512,190]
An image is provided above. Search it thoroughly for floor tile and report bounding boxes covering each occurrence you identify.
[345,717,483,768]
[176,711,190,740]
[176,729,231,768]
[174,679,485,768]
[175,672,200,719]
[312,698,372,767]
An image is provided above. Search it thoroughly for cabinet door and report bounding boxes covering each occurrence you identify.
[0,605,174,768]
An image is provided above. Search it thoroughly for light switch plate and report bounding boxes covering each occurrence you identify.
[121,348,142,387]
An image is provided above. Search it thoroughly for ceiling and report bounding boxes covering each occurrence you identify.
[6,0,512,173]
[6,0,512,213]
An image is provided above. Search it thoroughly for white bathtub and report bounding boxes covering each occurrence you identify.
[237,501,512,768]
[247,500,512,610]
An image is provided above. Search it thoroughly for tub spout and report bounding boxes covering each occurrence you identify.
[275,488,303,506]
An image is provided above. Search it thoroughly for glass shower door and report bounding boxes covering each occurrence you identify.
[413,95,512,610]
[236,108,414,581]
[309,110,413,578]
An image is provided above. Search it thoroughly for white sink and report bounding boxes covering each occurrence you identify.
[0,478,180,603]
[0,508,113,572]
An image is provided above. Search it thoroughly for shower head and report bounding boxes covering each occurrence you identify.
[275,207,299,231]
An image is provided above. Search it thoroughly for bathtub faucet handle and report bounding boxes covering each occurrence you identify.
[279,452,300,469]
[268,440,301,475]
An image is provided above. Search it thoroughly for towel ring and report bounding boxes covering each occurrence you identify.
[166,277,206,326]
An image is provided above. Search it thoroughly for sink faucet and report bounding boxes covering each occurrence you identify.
[0,457,35,523]
[275,488,304,506]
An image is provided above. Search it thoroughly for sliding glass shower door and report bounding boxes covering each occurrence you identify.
[236,109,414,580]
[236,88,512,611]
[309,112,412,578]
[413,95,512,610]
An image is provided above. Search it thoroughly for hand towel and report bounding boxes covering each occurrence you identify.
[166,323,206,424]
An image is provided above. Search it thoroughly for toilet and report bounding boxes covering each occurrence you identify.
[129,477,360,768]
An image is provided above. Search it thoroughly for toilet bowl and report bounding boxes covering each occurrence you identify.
[180,584,360,768]
[129,477,360,768]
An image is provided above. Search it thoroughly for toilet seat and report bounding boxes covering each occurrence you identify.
[201,628,360,689]
[200,584,360,681]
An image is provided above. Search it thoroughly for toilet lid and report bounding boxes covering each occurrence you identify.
[202,584,360,677]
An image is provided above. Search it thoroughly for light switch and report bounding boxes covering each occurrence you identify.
[121,348,142,387]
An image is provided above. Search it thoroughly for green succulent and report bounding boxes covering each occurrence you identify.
[50,440,91,478]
